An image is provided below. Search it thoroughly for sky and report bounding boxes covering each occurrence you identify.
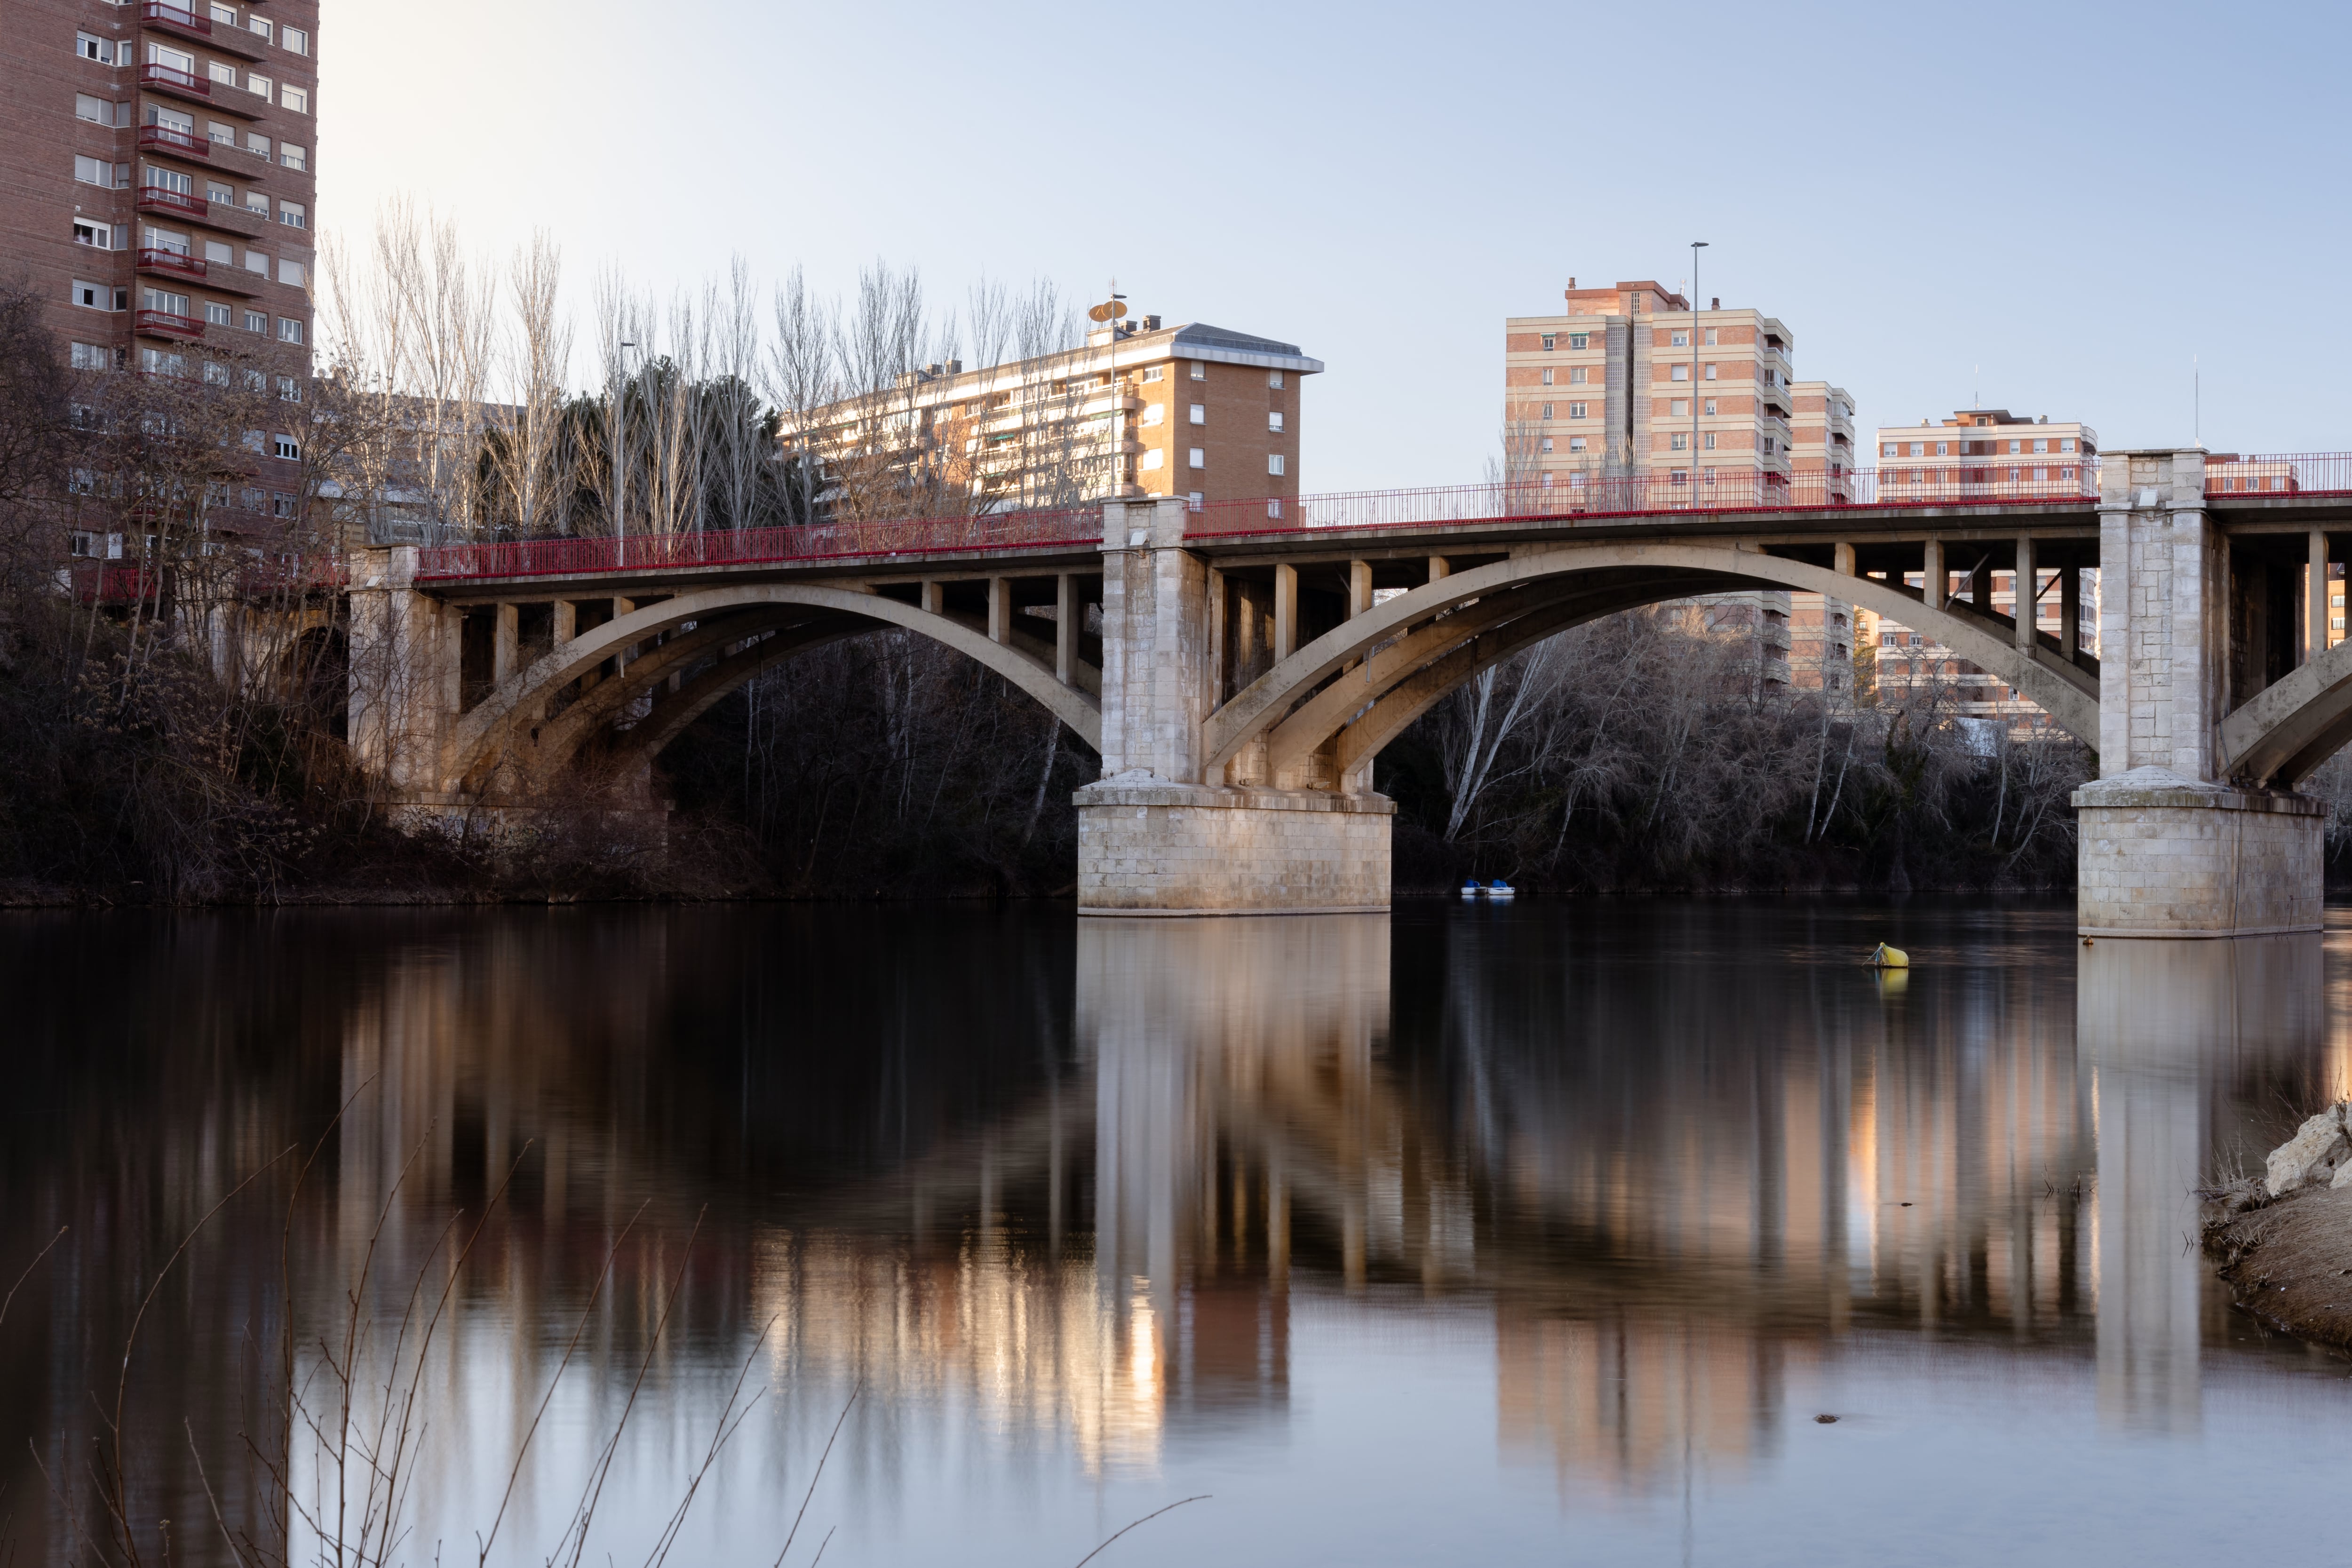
[318,0,2352,491]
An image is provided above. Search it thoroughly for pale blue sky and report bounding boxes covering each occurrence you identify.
[322,0,2349,489]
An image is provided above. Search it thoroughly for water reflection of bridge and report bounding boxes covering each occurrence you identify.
[17,905,2345,1563]
[308,911,2342,1511]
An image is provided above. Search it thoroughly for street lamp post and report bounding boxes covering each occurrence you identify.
[1690,242,1707,504]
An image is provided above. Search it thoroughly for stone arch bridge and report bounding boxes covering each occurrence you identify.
[346,448,2352,935]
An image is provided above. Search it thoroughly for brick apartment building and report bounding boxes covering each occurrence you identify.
[1503,279,1859,689]
[787,317,1320,518]
[3,0,321,550]
[1868,409,2104,725]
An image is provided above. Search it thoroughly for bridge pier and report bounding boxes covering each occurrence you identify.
[2073,450,2323,937]
[1077,499,1394,915]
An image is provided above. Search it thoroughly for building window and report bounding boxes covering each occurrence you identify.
[204,239,232,264]
[1670,331,1688,347]
[1670,364,1688,381]
[76,33,126,64]
[2008,439,2023,454]
[1140,403,1164,427]
[1540,334,1556,351]
[1268,370,1284,389]
[141,348,185,376]
[1669,399,1689,417]
[1670,469,1688,486]
[2060,437,2077,453]
[244,249,267,274]
[273,435,300,461]
[1704,328,1719,346]
[278,317,304,344]
[72,280,125,311]
[281,85,308,114]
[1268,454,1285,476]
[1539,437,1554,453]
[72,218,120,250]
[244,309,266,332]
[1188,447,1204,470]
[209,60,237,86]
[279,142,307,172]
[1267,411,1283,432]
[1669,432,1688,451]
[281,25,309,54]
[75,93,115,124]
[272,493,298,518]
[1188,403,1205,425]
[278,257,306,287]
[1568,366,1588,385]
[249,16,272,43]
[1882,442,1896,457]
[279,201,307,229]
[202,359,229,386]
[1540,402,1553,420]
[1910,441,1926,457]
[1141,449,1164,470]
[1186,491,1203,511]
[148,167,195,196]
[1567,437,1587,453]
[2033,437,2050,453]
[73,156,127,188]
[247,72,271,99]
[1703,398,1717,415]
[1567,401,1586,419]
[1189,361,1206,381]
[1567,333,1589,350]
[71,342,116,371]
[1703,365,1717,381]
[205,301,232,326]
[1541,368,1555,387]
[1704,433,1717,451]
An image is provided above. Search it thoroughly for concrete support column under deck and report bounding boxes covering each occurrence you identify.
[2309,530,2328,664]
[2072,449,2321,936]
[1077,498,1394,915]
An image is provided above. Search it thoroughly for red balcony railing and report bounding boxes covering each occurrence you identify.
[136,183,209,220]
[138,63,212,99]
[416,507,1104,582]
[2202,453,2352,498]
[135,247,206,282]
[137,123,211,159]
[141,0,212,36]
[1183,464,2101,539]
[134,309,205,341]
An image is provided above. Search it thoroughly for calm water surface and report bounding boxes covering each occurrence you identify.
[5,900,2351,1566]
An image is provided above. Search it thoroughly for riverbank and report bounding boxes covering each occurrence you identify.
[2203,1104,2352,1351]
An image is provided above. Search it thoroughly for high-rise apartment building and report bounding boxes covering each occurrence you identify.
[786,318,1319,518]
[1503,280,1858,688]
[4,0,320,546]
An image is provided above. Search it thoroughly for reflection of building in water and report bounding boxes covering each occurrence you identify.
[2078,934,2323,1433]
[1496,1308,1782,1496]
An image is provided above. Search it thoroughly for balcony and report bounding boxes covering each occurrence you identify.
[136,183,208,221]
[140,1,211,42]
[137,123,211,160]
[136,247,206,284]
[206,263,265,296]
[202,200,270,237]
[138,63,213,104]
[135,309,205,342]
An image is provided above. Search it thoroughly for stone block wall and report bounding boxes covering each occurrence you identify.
[2074,768,2322,937]
[1076,783,1394,915]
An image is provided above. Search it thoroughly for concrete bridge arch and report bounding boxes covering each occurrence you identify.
[1200,541,2102,788]
[412,580,1100,801]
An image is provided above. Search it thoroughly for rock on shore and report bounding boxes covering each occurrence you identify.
[2206,1101,2352,1350]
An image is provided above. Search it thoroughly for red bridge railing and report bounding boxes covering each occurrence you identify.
[415,506,1103,581]
[2202,453,2352,496]
[1185,464,2100,538]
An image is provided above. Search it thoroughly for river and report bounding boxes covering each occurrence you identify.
[3,900,2349,1566]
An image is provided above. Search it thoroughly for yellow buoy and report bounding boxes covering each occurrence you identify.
[1867,943,1910,969]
